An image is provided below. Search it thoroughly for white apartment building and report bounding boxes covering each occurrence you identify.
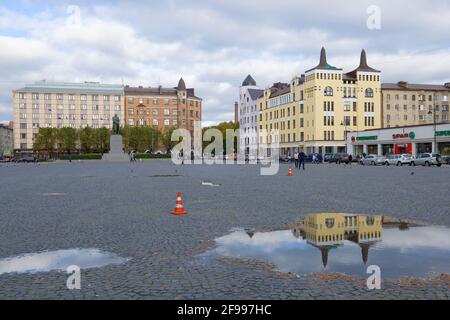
[13,81,125,150]
[238,75,263,156]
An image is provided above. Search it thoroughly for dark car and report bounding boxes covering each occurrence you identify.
[16,156,38,163]
[329,153,351,164]
[0,157,13,163]
[305,154,323,163]
[443,155,450,165]
[279,156,292,163]
[324,153,334,162]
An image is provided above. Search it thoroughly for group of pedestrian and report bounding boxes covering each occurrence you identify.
[293,151,306,170]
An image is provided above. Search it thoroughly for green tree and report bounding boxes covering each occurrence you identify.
[57,127,77,151]
[161,127,177,153]
[79,126,96,153]
[34,128,57,152]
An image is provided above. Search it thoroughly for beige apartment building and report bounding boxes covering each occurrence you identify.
[13,81,125,150]
[381,82,450,128]
[259,48,382,156]
[124,78,202,134]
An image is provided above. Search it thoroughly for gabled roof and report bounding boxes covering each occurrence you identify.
[269,82,291,98]
[305,47,342,73]
[345,49,380,79]
[242,74,257,86]
[247,88,264,101]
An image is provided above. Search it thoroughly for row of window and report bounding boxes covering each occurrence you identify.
[386,104,449,112]
[385,94,449,102]
[386,114,448,122]
[127,108,199,118]
[128,97,199,107]
[364,116,376,127]
[364,102,375,112]
[18,103,122,111]
[323,87,374,98]
[18,93,121,101]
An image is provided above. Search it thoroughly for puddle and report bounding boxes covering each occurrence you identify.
[43,193,67,197]
[148,174,182,178]
[0,249,129,276]
[205,213,450,279]
[201,181,221,187]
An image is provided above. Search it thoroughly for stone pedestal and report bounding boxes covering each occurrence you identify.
[102,135,130,162]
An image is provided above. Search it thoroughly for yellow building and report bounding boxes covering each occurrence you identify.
[300,213,383,267]
[258,47,381,157]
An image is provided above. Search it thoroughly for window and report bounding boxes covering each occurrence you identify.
[114,95,121,102]
[32,93,39,100]
[56,94,63,100]
[163,98,169,105]
[153,119,158,126]
[81,104,87,110]
[324,86,333,96]
[103,95,110,101]
[164,119,170,126]
[44,94,51,100]
[164,109,170,116]
[68,95,75,101]
[365,88,374,97]
[19,93,27,99]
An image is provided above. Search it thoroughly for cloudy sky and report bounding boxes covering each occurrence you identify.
[1,0,450,125]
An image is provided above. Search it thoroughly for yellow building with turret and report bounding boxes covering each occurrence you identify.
[259,47,381,157]
[299,213,383,267]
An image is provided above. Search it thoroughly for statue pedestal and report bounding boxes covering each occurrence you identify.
[102,135,130,162]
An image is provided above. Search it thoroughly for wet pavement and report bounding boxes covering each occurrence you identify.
[0,161,449,299]
[204,216,450,279]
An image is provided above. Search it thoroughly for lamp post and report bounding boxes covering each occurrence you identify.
[341,120,348,154]
[428,93,438,153]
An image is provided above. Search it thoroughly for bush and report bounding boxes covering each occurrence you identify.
[135,153,172,159]
[59,153,102,160]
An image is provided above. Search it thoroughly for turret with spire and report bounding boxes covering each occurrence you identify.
[345,49,380,79]
[306,47,342,73]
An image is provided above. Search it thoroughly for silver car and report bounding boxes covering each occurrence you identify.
[384,154,414,166]
[361,155,386,166]
[414,153,443,167]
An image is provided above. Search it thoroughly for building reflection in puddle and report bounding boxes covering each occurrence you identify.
[207,213,450,279]
[294,213,383,267]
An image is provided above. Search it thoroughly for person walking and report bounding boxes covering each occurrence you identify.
[299,151,306,170]
[294,152,299,168]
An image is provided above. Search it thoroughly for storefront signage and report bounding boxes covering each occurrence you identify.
[354,136,378,141]
[435,130,450,137]
[393,132,415,139]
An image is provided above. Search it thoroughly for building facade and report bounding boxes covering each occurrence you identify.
[0,123,13,156]
[238,75,263,155]
[124,78,201,133]
[346,123,450,156]
[259,48,382,156]
[13,81,125,150]
[382,82,450,128]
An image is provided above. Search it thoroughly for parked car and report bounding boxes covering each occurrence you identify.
[279,156,292,163]
[324,153,334,162]
[329,153,351,164]
[304,153,323,163]
[361,155,386,166]
[442,155,450,165]
[384,154,414,166]
[15,156,38,163]
[0,157,13,163]
[414,153,443,167]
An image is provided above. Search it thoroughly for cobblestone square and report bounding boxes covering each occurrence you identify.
[0,161,449,299]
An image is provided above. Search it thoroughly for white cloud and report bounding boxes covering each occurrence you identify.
[0,0,450,123]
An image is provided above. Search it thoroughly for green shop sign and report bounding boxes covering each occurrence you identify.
[435,130,450,137]
[356,136,378,141]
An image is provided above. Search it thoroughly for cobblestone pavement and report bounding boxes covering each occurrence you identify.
[0,160,449,299]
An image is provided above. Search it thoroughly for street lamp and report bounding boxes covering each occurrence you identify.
[341,120,348,154]
[428,93,438,153]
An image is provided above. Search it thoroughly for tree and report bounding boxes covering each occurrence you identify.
[79,126,96,153]
[34,128,57,152]
[57,127,77,151]
[161,127,177,153]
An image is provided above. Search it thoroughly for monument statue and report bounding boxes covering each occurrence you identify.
[112,114,120,135]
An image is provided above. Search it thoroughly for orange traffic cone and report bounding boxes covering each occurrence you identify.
[171,192,190,215]
[288,166,294,177]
